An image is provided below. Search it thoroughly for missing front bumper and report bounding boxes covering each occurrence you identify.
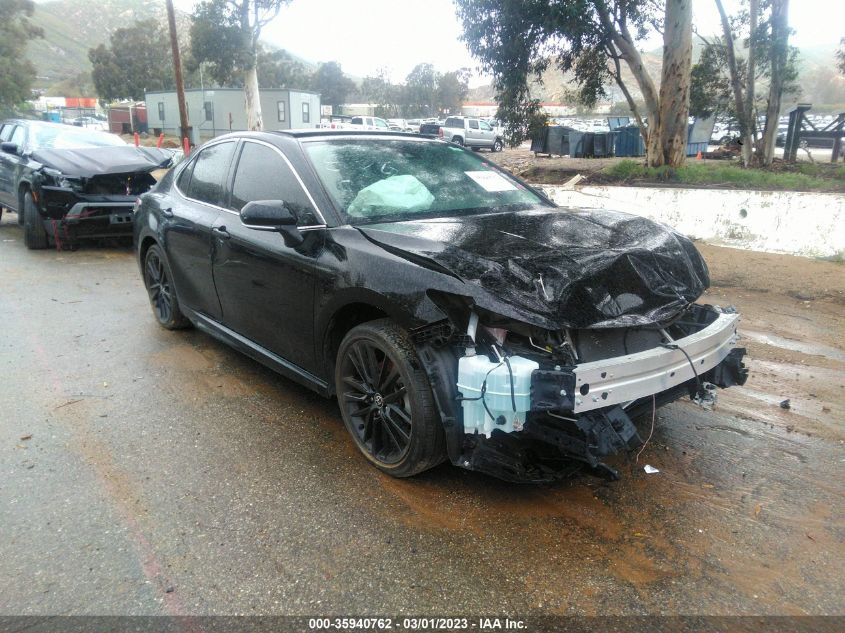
[529,310,743,414]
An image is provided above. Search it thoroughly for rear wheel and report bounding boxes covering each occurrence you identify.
[493,138,504,152]
[335,319,445,477]
[23,192,48,250]
[451,136,464,146]
[142,244,191,330]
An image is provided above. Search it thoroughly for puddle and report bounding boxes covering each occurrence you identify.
[742,330,845,363]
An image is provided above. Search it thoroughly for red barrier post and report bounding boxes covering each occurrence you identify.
[182,137,190,157]
[133,132,140,147]
[157,133,164,148]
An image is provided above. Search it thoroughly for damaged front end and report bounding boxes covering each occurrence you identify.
[413,303,748,483]
[30,146,172,247]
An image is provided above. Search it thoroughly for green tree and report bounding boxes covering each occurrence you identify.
[404,63,439,117]
[455,0,694,167]
[361,68,401,117]
[437,69,469,115]
[89,20,173,101]
[690,41,734,120]
[190,0,290,130]
[756,0,792,166]
[311,61,355,109]
[258,47,311,90]
[0,0,42,114]
[696,0,799,166]
[838,38,845,74]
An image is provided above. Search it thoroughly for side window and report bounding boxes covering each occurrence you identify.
[375,118,389,129]
[10,126,26,147]
[302,102,310,123]
[176,158,195,193]
[0,125,13,142]
[479,121,491,131]
[230,142,320,226]
[469,120,479,130]
[351,117,362,125]
[184,141,236,207]
[204,101,213,122]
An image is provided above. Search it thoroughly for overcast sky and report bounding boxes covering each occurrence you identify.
[171,0,844,87]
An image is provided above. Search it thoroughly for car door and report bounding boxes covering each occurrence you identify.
[466,119,483,146]
[211,139,324,372]
[478,120,495,147]
[0,124,23,208]
[165,140,237,320]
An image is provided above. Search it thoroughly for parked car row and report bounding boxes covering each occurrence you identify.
[2,123,748,483]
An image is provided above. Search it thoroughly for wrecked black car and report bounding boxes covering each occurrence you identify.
[0,119,172,249]
[134,130,748,482]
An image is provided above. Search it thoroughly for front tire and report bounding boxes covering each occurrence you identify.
[335,319,445,477]
[142,244,191,330]
[23,192,48,250]
[493,138,504,152]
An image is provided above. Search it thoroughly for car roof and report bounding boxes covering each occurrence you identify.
[2,119,69,130]
[271,129,440,141]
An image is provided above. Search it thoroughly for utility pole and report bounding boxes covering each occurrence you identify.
[165,0,190,147]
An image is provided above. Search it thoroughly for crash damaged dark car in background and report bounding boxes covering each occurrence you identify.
[134,130,748,482]
[0,119,172,249]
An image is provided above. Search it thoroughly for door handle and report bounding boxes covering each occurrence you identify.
[212,226,231,239]
[161,207,174,218]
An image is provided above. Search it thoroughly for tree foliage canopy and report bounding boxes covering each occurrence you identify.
[311,61,355,108]
[89,20,173,101]
[257,47,310,90]
[0,0,43,114]
[455,0,694,167]
[189,0,291,131]
[360,65,469,118]
[189,0,291,80]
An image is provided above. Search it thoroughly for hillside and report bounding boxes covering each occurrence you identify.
[27,0,327,95]
[27,0,185,90]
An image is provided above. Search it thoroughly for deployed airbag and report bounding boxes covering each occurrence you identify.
[348,175,434,218]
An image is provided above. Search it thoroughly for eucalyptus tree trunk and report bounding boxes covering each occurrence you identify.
[600,0,692,167]
[244,58,263,131]
[240,1,263,131]
[757,0,789,166]
[650,0,693,167]
[715,0,755,167]
[744,0,758,163]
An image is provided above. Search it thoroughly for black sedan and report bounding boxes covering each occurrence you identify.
[134,130,747,482]
[0,119,172,249]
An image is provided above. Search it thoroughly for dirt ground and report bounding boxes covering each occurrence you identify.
[0,212,843,618]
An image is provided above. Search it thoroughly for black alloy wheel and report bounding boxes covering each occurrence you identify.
[143,244,190,330]
[335,320,445,477]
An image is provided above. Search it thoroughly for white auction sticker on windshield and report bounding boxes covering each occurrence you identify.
[464,170,517,192]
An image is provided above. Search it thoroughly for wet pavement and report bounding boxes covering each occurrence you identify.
[0,213,843,616]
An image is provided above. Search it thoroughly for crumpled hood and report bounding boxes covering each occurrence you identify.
[31,145,173,178]
[359,207,710,329]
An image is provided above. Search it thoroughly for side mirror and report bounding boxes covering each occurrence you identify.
[240,199,303,246]
[1,142,19,155]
